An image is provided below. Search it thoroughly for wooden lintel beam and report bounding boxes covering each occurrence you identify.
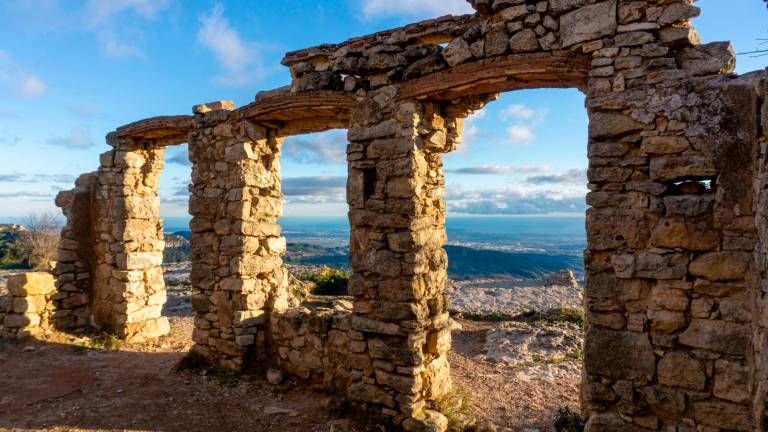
[398,51,591,102]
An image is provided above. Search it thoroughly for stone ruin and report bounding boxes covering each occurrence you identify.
[5,0,766,430]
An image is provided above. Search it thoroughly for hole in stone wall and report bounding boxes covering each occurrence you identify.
[442,88,588,429]
[362,168,377,201]
[664,177,717,196]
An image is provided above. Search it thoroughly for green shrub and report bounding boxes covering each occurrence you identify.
[307,267,349,296]
[554,406,584,432]
[434,384,474,431]
[523,307,585,327]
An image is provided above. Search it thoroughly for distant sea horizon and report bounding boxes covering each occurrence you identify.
[161,214,586,235]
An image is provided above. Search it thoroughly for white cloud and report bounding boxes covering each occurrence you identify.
[446,186,586,215]
[197,4,272,87]
[82,0,170,60]
[167,147,191,166]
[99,31,146,59]
[447,165,549,175]
[0,50,46,99]
[457,108,486,152]
[18,75,46,97]
[84,0,170,25]
[500,104,536,120]
[284,130,347,164]
[507,124,535,145]
[69,102,101,119]
[47,127,96,149]
[357,0,474,19]
[527,169,587,185]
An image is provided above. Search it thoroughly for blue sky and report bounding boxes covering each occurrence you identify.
[0,0,766,220]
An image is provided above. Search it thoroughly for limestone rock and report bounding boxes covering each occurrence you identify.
[509,29,539,53]
[657,352,706,390]
[560,1,617,47]
[689,252,750,281]
[693,400,751,431]
[589,112,645,139]
[713,359,750,404]
[267,368,284,385]
[584,328,655,381]
[679,319,749,355]
[7,272,55,297]
[403,409,448,432]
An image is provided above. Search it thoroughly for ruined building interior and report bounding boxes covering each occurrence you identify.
[1,0,767,430]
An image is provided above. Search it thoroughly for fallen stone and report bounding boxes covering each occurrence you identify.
[267,368,284,386]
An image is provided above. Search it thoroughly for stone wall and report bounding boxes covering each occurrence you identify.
[270,302,351,391]
[0,273,55,338]
[53,173,97,330]
[46,0,767,430]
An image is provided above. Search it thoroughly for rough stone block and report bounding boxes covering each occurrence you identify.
[657,352,706,390]
[584,327,655,381]
[679,319,749,355]
[7,272,55,297]
[560,0,617,47]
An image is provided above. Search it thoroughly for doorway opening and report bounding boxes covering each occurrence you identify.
[442,89,588,430]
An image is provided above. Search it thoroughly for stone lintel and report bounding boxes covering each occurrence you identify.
[114,115,194,147]
[398,51,591,101]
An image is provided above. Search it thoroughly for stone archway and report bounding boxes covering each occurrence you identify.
[49,1,768,430]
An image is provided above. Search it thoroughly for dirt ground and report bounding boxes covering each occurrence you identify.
[0,315,579,432]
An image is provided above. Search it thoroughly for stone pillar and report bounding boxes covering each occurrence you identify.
[753,71,768,430]
[53,172,97,330]
[89,136,169,342]
[188,101,289,372]
[581,74,762,431]
[1,272,55,338]
[346,93,454,429]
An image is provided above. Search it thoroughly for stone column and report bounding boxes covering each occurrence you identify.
[188,101,289,372]
[346,93,454,430]
[753,72,768,430]
[90,136,169,342]
[53,172,97,330]
[582,74,762,431]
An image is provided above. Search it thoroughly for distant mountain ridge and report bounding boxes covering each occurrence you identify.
[166,231,582,279]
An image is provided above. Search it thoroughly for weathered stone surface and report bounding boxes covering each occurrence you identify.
[584,328,655,380]
[657,352,706,390]
[679,319,749,355]
[612,253,688,280]
[714,359,750,404]
[560,1,617,47]
[589,112,645,139]
[509,29,539,53]
[7,272,55,296]
[693,400,751,431]
[689,252,750,281]
[650,219,720,251]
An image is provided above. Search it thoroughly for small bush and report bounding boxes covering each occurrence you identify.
[88,334,124,350]
[434,384,474,431]
[554,406,584,432]
[20,212,61,270]
[306,267,349,296]
[545,307,585,327]
[523,307,585,327]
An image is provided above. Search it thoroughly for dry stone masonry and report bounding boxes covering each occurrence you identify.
[14,0,764,430]
[0,273,56,338]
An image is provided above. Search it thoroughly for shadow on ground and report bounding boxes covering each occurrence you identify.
[0,336,343,432]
